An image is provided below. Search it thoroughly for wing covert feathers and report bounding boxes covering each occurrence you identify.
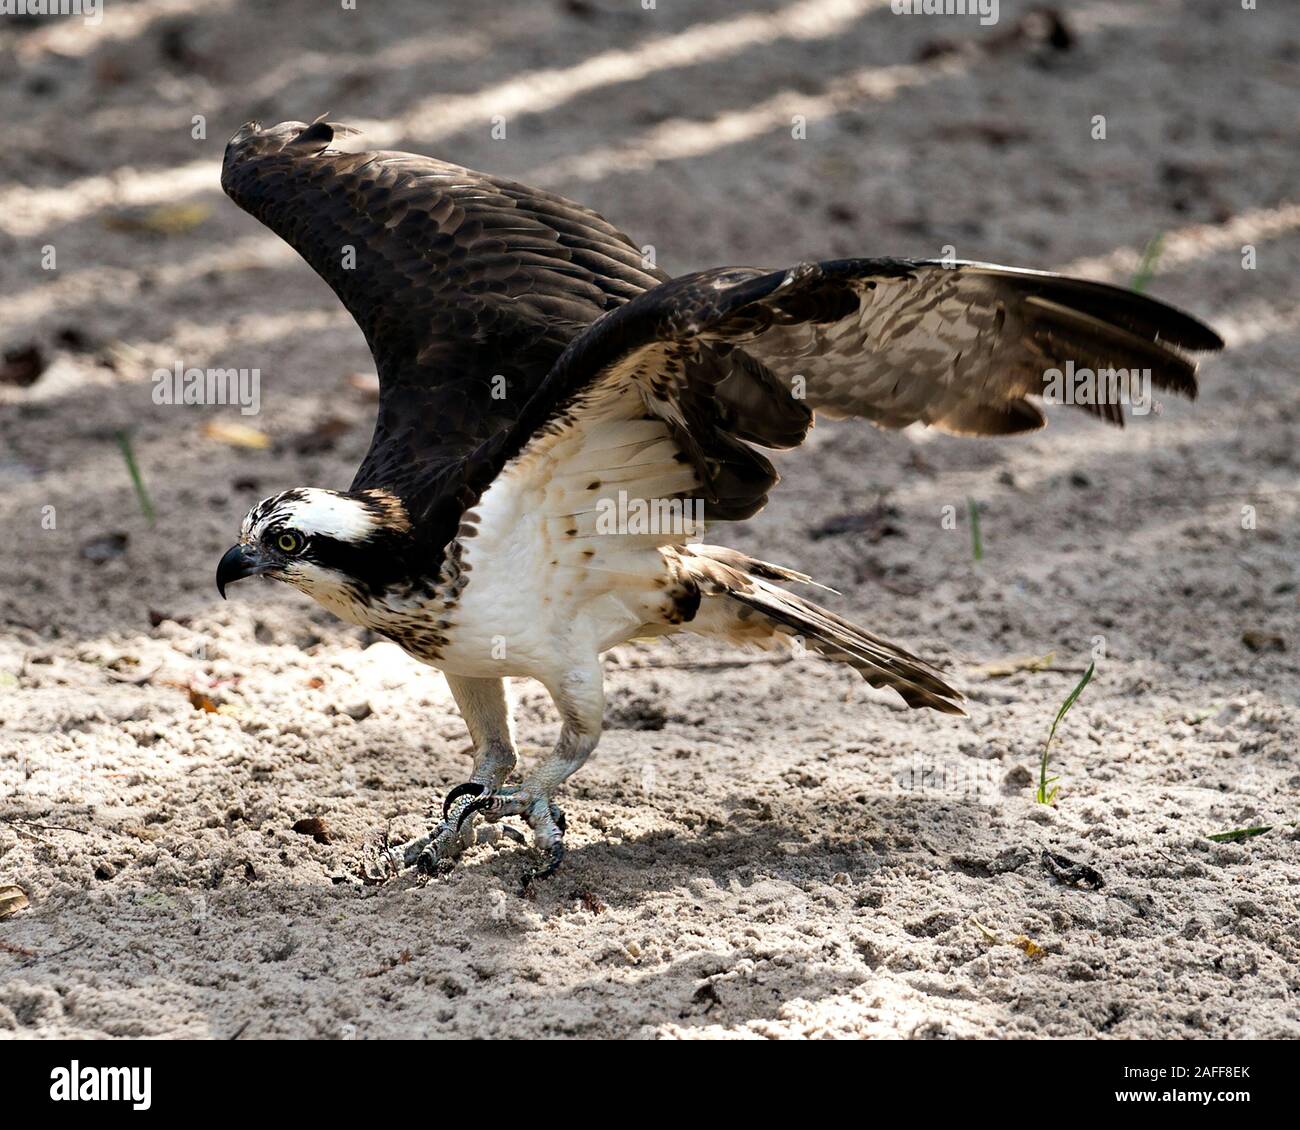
[499,256,1220,538]
[221,118,662,549]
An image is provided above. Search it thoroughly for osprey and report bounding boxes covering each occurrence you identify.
[216,119,1222,884]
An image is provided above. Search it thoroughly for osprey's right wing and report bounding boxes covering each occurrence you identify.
[221,119,662,552]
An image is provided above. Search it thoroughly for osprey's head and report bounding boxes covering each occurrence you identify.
[216,487,413,612]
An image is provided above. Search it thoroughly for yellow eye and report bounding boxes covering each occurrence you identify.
[277,532,302,554]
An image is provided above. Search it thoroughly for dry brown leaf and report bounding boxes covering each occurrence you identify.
[187,687,219,713]
[292,415,351,455]
[104,201,212,235]
[292,817,333,844]
[201,420,271,449]
[0,885,30,920]
[969,652,1056,679]
[971,918,1045,960]
[1012,934,1045,959]
[1242,630,1286,653]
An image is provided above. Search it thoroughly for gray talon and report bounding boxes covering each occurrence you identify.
[375,787,569,884]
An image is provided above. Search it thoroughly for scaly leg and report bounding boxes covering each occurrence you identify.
[376,675,517,876]
[457,663,604,886]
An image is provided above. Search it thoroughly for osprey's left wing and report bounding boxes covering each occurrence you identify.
[475,257,1223,543]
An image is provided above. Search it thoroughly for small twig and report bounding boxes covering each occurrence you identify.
[973,664,1092,679]
[620,654,795,672]
[0,816,90,836]
[1,816,89,835]
[5,824,53,845]
[967,653,1096,680]
[103,662,161,685]
[23,938,85,966]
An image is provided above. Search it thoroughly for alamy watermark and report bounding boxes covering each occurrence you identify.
[594,491,704,539]
[1042,362,1153,415]
[50,1061,151,1110]
[152,362,261,415]
[0,0,101,25]
[891,0,998,27]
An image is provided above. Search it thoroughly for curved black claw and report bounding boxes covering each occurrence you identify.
[520,839,566,892]
[442,781,486,821]
[550,803,567,836]
[456,793,497,832]
[415,844,445,877]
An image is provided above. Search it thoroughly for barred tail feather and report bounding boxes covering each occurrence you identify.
[678,546,965,715]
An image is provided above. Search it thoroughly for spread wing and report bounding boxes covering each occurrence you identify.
[220,118,663,549]
[223,120,1224,561]
[723,259,1224,430]
[484,257,1224,532]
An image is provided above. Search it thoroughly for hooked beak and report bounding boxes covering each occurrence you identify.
[216,544,269,599]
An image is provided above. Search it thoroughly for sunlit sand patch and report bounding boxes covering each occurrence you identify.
[527,59,970,186]
[2,234,297,327]
[9,0,240,59]
[356,0,892,148]
[0,159,213,238]
[1060,202,1300,285]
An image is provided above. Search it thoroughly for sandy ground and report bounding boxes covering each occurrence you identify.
[1,0,1298,1039]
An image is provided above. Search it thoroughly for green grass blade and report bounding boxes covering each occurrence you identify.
[1130,233,1165,293]
[967,497,983,562]
[1036,660,1095,805]
[1207,825,1272,843]
[114,429,156,526]
[1049,660,1095,737]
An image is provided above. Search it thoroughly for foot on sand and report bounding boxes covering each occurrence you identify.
[450,785,568,887]
[357,785,565,884]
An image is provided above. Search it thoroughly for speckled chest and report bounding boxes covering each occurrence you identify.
[344,539,471,666]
